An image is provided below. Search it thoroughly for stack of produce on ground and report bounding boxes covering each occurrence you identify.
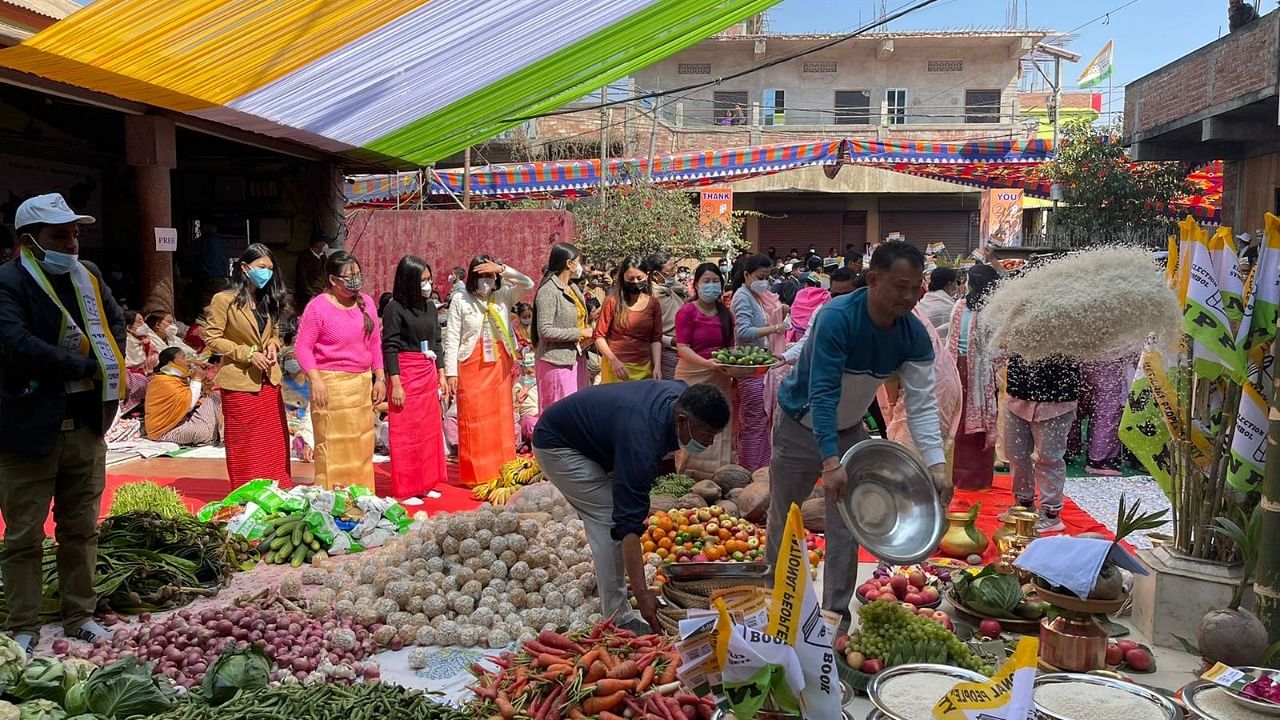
[838,598,994,676]
[642,507,822,589]
[148,679,470,720]
[857,564,947,608]
[300,486,603,648]
[650,464,756,517]
[471,456,544,505]
[0,637,178,720]
[465,622,713,719]
[0,511,251,623]
[64,593,388,689]
[199,481,411,556]
[711,347,776,366]
[108,481,191,519]
[1105,640,1154,673]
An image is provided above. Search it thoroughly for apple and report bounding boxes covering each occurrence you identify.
[1116,640,1139,654]
[917,608,933,618]
[1105,644,1124,666]
[861,658,884,674]
[978,619,1003,638]
[889,575,910,597]
[845,651,865,671]
[900,603,917,614]
[909,569,928,588]
[835,635,849,653]
[1124,648,1152,671]
[904,593,923,606]
[864,590,880,602]
[920,587,941,603]
[858,583,877,597]
[908,585,921,595]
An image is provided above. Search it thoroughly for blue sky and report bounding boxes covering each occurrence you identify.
[765,0,1226,114]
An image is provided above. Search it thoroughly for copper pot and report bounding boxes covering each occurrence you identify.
[1040,615,1108,672]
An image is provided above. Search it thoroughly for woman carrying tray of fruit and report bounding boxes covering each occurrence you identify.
[769,242,951,632]
[730,254,789,471]
[674,262,737,475]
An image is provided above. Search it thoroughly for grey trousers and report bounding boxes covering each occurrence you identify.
[765,412,868,625]
[1004,406,1076,511]
[532,445,642,627]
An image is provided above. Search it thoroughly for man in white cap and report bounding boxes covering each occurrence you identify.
[777,260,803,305]
[0,193,125,654]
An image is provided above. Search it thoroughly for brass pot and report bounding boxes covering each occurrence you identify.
[938,510,990,559]
[1040,615,1108,672]
[993,506,1029,553]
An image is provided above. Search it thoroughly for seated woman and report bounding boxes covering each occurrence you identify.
[145,347,222,446]
[514,358,539,452]
[146,310,197,356]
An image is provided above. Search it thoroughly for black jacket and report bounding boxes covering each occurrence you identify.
[1006,354,1081,404]
[0,258,125,456]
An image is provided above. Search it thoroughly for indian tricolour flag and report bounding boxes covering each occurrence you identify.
[1078,41,1114,89]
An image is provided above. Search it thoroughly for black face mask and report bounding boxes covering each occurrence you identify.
[623,281,647,296]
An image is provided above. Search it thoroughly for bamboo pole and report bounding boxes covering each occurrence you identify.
[1254,338,1280,640]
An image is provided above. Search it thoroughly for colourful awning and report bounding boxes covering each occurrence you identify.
[0,0,779,167]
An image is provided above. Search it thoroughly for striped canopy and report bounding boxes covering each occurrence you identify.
[0,0,778,167]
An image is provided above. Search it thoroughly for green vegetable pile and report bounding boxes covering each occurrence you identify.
[149,681,470,720]
[258,514,325,567]
[108,482,190,519]
[650,474,697,498]
[0,512,251,621]
[0,650,174,720]
[711,347,776,366]
[952,565,1047,621]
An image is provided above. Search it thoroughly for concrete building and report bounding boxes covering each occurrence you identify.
[1124,9,1277,232]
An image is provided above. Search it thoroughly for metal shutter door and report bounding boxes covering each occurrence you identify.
[877,211,975,256]
[757,211,844,257]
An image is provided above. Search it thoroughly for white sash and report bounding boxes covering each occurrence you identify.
[19,247,126,402]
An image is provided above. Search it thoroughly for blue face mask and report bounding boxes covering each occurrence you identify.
[32,240,77,275]
[697,283,722,302]
[283,358,301,374]
[678,417,709,455]
[247,267,274,289]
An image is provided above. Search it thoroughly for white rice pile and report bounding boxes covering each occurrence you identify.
[1193,687,1276,720]
[979,247,1181,362]
[1036,681,1167,720]
[877,673,965,720]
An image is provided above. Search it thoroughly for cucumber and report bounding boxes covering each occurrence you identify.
[269,536,290,551]
[291,524,304,545]
[289,544,307,567]
[303,529,314,545]
[272,545,293,564]
[309,540,321,551]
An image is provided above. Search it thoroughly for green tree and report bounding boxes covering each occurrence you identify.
[571,173,746,267]
[1048,118,1193,232]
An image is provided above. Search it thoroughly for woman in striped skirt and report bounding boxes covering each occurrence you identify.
[205,244,292,487]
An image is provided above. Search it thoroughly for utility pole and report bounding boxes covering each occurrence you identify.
[462,148,471,209]
[599,86,610,195]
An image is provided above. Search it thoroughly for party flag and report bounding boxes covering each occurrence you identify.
[1237,213,1280,354]
[1165,234,1179,288]
[1078,41,1114,89]
[766,503,841,719]
[1120,348,1175,494]
[1182,224,1242,380]
[1210,227,1247,322]
[1227,381,1270,492]
[1176,217,1199,307]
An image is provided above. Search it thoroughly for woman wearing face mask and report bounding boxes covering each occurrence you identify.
[379,255,447,498]
[532,242,592,410]
[204,243,292,487]
[646,252,687,383]
[511,302,534,355]
[295,251,385,490]
[442,254,533,485]
[145,310,196,356]
[125,310,159,374]
[731,254,788,471]
[674,263,736,474]
[594,256,663,384]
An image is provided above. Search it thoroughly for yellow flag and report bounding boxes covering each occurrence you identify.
[1165,234,1178,288]
[934,637,1039,719]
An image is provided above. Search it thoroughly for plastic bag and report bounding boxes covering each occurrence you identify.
[225,503,269,541]
[507,483,567,514]
[326,532,363,556]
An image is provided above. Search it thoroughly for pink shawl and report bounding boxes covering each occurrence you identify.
[877,307,963,453]
[786,287,831,344]
[946,300,998,440]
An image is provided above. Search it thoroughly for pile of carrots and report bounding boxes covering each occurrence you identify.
[468,621,716,720]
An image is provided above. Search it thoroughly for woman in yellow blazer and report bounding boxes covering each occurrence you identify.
[204,244,291,488]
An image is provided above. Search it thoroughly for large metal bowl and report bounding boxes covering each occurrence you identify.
[836,439,945,565]
[868,663,987,720]
[1034,672,1180,720]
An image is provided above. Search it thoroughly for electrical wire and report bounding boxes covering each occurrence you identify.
[504,0,948,122]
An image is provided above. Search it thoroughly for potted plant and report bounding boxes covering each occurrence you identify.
[1198,505,1270,666]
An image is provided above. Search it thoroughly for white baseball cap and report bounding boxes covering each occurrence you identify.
[14,193,95,230]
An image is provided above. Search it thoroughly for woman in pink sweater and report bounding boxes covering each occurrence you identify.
[295,251,385,490]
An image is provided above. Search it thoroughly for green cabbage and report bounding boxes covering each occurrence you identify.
[0,637,27,693]
[202,645,269,706]
[59,661,96,694]
[16,700,64,720]
[69,658,173,719]
[10,659,64,704]
[955,565,1024,619]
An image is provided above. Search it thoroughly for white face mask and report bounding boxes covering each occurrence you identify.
[421,281,432,298]
[166,325,179,339]
[750,279,772,295]
[573,263,584,279]
[476,278,496,296]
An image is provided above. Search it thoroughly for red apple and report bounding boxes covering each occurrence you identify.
[920,587,941,603]
[864,590,880,602]
[858,583,877,597]
[1124,648,1152,672]
[861,658,884,674]
[900,602,917,614]
[835,635,849,653]
[1116,640,1139,653]
[978,619,1003,638]
[888,575,909,596]
[904,593,923,606]
[907,585,921,595]
[1105,644,1125,666]
[917,608,934,618]
[845,651,865,671]
[909,570,928,588]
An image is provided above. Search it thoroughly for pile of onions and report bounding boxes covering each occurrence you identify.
[63,605,392,689]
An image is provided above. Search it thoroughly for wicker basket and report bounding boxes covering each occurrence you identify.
[657,605,687,636]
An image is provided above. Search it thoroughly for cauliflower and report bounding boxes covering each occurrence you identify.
[408,648,432,670]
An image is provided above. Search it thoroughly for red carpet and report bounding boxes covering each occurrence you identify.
[853,474,1113,564]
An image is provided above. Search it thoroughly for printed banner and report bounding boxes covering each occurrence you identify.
[1210,227,1246,322]
[979,189,1023,248]
[1227,381,1269,492]
[1237,213,1280,354]
[700,188,734,235]
[934,636,1038,720]
[1181,223,1241,380]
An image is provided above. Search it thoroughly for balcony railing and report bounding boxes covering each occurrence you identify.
[654,102,1019,128]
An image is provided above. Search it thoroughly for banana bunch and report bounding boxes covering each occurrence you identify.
[471,457,543,505]
[259,513,324,567]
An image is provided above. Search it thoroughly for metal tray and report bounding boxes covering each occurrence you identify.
[837,439,945,565]
[1035,672,1180,720]
[1184,678,1280,718]
[868,663,988,720]
[1200,666,1280,717]
[664,561,771,581]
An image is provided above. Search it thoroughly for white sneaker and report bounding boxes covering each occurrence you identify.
[1036,513,1065,534]
[12,632,36,659]
[70,620,113,644]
